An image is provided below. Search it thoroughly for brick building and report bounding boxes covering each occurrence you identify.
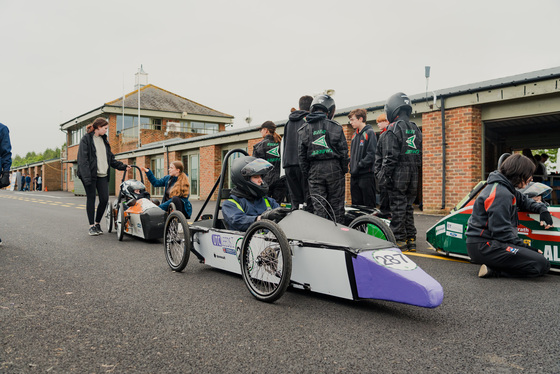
[50,67,560,214]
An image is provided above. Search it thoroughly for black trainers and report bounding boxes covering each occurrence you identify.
[406,238,417,252]
[88,226,99,236]
[395,240,408,251]
[95,223,103,235]
[478,264,497,278]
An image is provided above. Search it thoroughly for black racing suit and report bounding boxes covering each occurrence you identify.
[298,112,349,223]
[465,171,550,277]
[349,124,377,208]
[378,115,422,241]
[374,129,390,215]
[252,134,285,202]
[282,110,310,209]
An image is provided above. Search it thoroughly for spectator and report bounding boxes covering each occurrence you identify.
[374,113,391,218]
[33,175,38,191]
[298,93,349,223]
[20,174,25,191]
[282,95,313,210]
[222,156,286,231]
[77,118,130,236]
[0,122,12,245]
[466,154,552,278]
[141,161,192,218]
[348,108,377,208]
[37,175,42,191]
[533,154,545,182]
[252,121,286,203]
[540,153,549,178]
[25,174,31,191]
[379,92,422,251]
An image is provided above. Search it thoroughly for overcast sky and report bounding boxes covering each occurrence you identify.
[1,0,559,157]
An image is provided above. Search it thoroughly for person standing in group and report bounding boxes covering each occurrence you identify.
[348,108,377,208]
[33,175,38,191]
[37,175,42,191]
[373,113,391,218]
[25,174,31,191]
[298,93,348,223]
[379,92,422,251]
[0,123,12,246]
[466,153,552,278]
[141,161,192,218]
[252,121,286,203]
[77,118,130,236]
[282,95,313,210]
[20,174,25,191]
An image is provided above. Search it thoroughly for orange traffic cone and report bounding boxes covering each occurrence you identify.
[44,186,48,192]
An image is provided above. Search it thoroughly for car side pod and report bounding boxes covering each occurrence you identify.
[352,249,444,308]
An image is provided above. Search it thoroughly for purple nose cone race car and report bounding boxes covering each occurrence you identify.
[163,149,444,308]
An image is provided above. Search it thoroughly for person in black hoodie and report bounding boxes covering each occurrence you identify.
[252,121,285,203]
[77,118,130,236]
[298,94,348,223]
[466,153,553,278]
[282,95,313,210]
[348,108,377,208]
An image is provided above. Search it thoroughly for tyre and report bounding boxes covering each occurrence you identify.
[164,211,191,272]
[348,215,396,243]
[117,204,125,241]
[105,199,113,233]
[240,220,292,303]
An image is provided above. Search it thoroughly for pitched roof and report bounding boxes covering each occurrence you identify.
[105,84,233,118]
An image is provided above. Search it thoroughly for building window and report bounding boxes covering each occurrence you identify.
[148,118,162,131]
[117,115,151,137]
[150,157,165,196]
[69,126,86,146]
[182,153,199,197]
[221,147,247,189]
[178,121,219,135]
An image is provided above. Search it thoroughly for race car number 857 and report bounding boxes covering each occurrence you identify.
[372,250,417,271]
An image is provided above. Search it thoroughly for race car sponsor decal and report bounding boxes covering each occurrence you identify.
[446,231,462,239]
[211,234,239,256]
[543,245,560,262]
[505,246,519,254]
[518,226,530,235]
[371,250,417,271]
[446,222,463,233]
[435,224,445,236]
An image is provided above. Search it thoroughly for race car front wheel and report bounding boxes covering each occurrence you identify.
[240,220,292,303]
[117,204,125,241]
[105,199,113,233]
[349,215,396,244]
[164,211,191,272]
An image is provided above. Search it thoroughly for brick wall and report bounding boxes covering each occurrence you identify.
[200,145,222,200]
[43,160,62,191]
[422,106,482,213]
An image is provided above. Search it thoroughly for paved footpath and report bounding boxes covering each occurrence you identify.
[1,190,559,373]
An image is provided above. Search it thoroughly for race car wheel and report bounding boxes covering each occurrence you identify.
[240,220,292,303]
[349,215,396,244]
[164,211,191,272]
[105,199,113,233]
[117,204,125,241]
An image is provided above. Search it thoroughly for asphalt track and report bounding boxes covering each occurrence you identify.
[1,190,559,373]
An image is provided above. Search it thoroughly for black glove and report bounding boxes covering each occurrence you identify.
[0,172,10,188]
[260,208,290,222]
[540,211,553,226]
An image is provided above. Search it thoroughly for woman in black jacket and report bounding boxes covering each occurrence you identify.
[77,118,129,236]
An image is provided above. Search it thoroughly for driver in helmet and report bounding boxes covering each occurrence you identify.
[297,93,348,223]
[379,92,422,251]
[222,156,288,231]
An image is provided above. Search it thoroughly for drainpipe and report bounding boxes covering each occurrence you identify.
[441,96,446,210]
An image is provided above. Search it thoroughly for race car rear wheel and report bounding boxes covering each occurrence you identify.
[105,199,113,233]
[117,204,125,241]
[349,215,396,244]
[164,211,191,272]
[240,220,292,303]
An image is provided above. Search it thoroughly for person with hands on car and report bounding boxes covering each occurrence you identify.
[141,161,192,218]
[77,118,131,236]
[222,156,289,232]
[466,153,553,278]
